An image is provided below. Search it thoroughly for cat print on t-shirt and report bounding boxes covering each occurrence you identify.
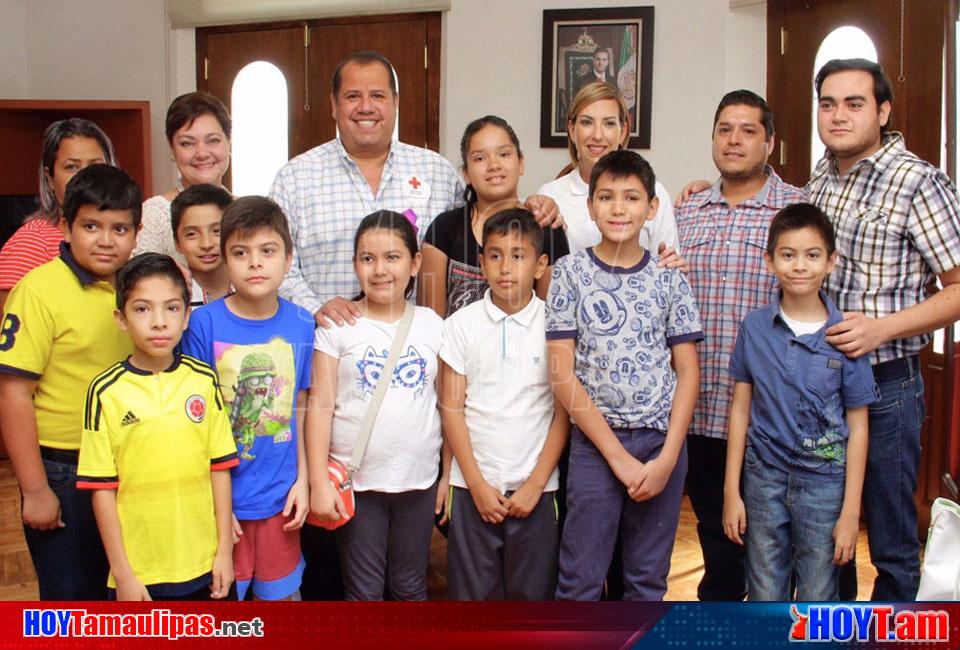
[356,345,429,398]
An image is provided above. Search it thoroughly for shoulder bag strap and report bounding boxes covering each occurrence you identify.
[346,302,416,477]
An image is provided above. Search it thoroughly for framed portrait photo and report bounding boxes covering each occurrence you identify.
[540,6,654,149]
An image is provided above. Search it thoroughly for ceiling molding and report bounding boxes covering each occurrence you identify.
[167,0,451,28]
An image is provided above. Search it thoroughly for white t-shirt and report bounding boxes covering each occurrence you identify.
[538,169,679,253]
[314,306,443,492]
[439,291,559,493]
[779,309,827,336]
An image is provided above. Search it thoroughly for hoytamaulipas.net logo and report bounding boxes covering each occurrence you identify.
[23,608,264,639]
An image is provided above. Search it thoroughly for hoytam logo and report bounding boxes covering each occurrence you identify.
[790,604,949,643]
[185,395,206,423]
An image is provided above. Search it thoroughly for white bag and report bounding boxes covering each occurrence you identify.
[916,497,960,600]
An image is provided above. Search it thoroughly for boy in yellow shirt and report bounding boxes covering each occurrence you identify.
[0,165,140,599]
[78,253,238,600]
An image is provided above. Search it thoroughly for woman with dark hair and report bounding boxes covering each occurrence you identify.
[0,118,117,310]
[135,91,231,261]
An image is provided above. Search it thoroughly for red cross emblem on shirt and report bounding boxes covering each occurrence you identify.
[408,176,421,190]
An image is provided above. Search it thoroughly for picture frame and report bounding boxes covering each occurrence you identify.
[540,6,654,149]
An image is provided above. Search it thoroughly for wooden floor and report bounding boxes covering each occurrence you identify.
[426,495,877,601]
[0,460,877,601]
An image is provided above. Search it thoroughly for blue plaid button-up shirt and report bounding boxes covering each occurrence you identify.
[271,139,464,313]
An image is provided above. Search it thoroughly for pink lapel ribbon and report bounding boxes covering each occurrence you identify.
[402,209,419,234]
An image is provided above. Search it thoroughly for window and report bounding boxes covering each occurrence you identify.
[810,27,878,173]
[231,61,289,196]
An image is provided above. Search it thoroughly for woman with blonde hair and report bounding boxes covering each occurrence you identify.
[539,82,678,253]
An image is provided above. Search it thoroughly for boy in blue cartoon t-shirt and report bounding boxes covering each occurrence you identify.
[545,150,703,601]
[182,197,313,601]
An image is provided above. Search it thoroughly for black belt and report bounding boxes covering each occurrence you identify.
[39,446,79,465]
[872,355,920,382]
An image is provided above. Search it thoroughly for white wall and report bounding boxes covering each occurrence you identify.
[0,0,28,98]
[6,0,766,198]
[19,0,172,194]
[442,0,767,198]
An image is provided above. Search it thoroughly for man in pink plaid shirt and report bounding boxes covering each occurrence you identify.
[675,90,806,601]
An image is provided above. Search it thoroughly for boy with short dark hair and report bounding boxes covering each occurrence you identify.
[440,208,569,600]
[181,196,313,601]
[546,150,703,601]
[170,183,233,307]
[722,202,876,600]
[0,164,141,599]
[78,253,238,600]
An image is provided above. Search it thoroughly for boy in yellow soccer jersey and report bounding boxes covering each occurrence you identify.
[0,165,140,600]
[78,253,238,600]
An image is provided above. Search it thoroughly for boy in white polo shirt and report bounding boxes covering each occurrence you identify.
[440,208,570,600]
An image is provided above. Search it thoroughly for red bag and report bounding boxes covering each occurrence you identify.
[306,458,355,530]
[306,305,414,531]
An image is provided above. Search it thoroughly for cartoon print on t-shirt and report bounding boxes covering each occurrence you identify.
[581,289,627,336]
[357,345,429,397]
[213,338,295,461]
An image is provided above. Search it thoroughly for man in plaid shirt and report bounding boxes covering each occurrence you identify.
[676,90,806,601]
[273,50,560,329]
[811,59,960,601]
[270,50,562,600]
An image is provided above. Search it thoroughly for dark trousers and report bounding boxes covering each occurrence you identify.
[447,487,558,600]
[23,456,109,600]
[109,579,239,601]
[299,526,345,600]
[558,441,623,600]
[685,435,747,601]
[557,427,686,601]
[335,484,437,601]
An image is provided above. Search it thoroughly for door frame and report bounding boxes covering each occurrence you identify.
[195,11,443,152]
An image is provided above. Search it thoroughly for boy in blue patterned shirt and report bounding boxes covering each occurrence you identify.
[545,150,703,600]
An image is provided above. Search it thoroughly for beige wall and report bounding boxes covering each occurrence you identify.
[441,0,766,198]
[3,0,767,197]
[0,0,28,98]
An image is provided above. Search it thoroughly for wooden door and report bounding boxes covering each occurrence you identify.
[768,0,946,186]
[768,0,952,533]
[197,13,442,188]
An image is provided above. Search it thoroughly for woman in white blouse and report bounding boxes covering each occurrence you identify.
[538,82,678,254]
[135,92,231,261]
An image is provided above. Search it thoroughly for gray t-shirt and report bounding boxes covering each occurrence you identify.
[545,248,703,431]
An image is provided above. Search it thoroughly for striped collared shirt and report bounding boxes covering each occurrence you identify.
[807,132,960,364]
[676,166,807,439]
[271,138,464,313]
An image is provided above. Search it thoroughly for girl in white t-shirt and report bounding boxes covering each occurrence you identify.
[306,210,443,600]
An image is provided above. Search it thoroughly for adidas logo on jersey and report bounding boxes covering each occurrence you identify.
[121,411,140,427]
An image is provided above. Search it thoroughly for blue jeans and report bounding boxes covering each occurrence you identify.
[863,362,924,600]
[557,427,687,601]
[743,446,844,601]
[22,458,109,600]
